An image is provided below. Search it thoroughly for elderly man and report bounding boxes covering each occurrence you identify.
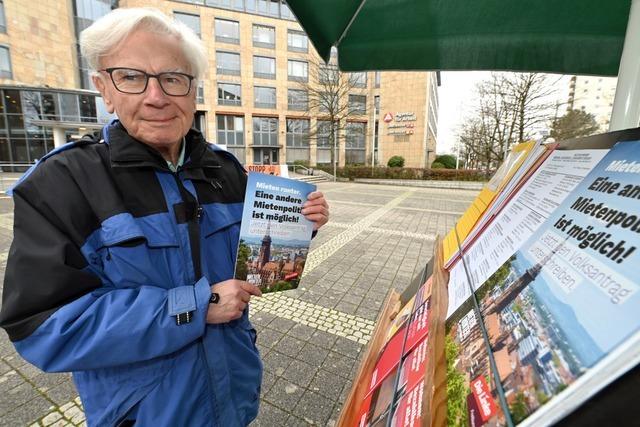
[0,7,328,427]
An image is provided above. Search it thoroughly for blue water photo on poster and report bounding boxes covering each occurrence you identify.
[234,172,316,293]
[449,140,640,426]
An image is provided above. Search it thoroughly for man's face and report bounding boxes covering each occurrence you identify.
[92,30,196,155]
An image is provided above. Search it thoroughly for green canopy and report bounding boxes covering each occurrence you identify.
[286,0,632,76]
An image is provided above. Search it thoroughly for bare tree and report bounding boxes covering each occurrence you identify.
[457,73,559,175]
[293,57,367,174]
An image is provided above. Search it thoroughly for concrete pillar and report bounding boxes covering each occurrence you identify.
[53,127,67,148]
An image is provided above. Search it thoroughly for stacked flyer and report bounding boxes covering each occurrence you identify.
[340,128,640,426]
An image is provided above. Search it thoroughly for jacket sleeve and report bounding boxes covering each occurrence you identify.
[0,189,211,373]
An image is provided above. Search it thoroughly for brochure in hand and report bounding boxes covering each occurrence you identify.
[234,172,316,293]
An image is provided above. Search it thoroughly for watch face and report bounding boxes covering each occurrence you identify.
[209,292,220,304]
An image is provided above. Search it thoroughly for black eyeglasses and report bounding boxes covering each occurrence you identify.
[99,67,195,96]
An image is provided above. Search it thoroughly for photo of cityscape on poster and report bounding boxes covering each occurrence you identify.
[234,173,316,293]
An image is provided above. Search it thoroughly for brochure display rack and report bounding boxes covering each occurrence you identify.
[339,127,640,427]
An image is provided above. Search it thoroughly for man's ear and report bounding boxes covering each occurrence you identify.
[92,74,115,114]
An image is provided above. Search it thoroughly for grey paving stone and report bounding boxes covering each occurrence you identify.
[284,414,310,426]
[292,390,335,426]
[0,395,53,427]
[255,327,284,349]
[264,377,303,410]
[47,380,79,406]
[31,372,70,392]
[0,370,25,395]
[251,401,290,427]
[0,382,41,415]
[250,311,277,328]
[262,350,294,377]
[287,323,316,342]
[261,370,277,395]
[309,369,346,401]
[309,330,337,350]
[273,335,306,359]
[0,338,17,359]
[15,362,44,380]
[334,301,358,315]
[296,342,330,368]
[321,351,356,379]
[331,337,363,360]
[0,361,10,375]
[269,317,298,334]
[281,359,317,389]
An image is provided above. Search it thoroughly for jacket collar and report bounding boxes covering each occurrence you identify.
[105,121,220,171]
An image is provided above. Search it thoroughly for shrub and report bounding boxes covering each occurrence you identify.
[431,162,445,169]
[387,155,405,167]
[433,154,457,169]
[314,165,486,181]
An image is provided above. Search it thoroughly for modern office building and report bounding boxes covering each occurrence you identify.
[0,0,438,168]
[567,75,617,131]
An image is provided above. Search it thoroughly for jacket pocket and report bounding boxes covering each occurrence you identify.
[96,214,184,289]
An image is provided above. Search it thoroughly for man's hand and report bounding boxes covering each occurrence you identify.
[302,191,329,231]
[206,279,262,324]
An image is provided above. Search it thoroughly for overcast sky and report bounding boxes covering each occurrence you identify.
[436,71,573,155]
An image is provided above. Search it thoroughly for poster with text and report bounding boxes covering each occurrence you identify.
[448,140,640,426]
[234,173,315,293]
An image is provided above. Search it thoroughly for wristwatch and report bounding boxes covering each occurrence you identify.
[209,292,220,304]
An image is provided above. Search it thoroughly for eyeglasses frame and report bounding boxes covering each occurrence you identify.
[99,67,195,97]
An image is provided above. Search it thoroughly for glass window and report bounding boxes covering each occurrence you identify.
[197,81,205,104]
[287,60,308,82]
[206,0,244,10]
[346,122,366,148]
[253,56,275,79]
[4,89,21,114]
[319,65,338,84]
[215,18,239,44]
[287,89,308,111]
[79,94,97,122]
[174,12,201,37]
[375,71,381,88]
[42,93,59,120]
[281,1,295,20]
[0,46,11,79]
[254,86,276,108]
[346,122,366,164]
[287,30,308,52]
[351,72,367,88]
[317,120,332,148]
[59,93,79,121]
[349,94,366,114]
[286,119,309,147]
[253,24,275,48]
[257,0,279,17]
[0,1,6,33]
[216,51,241,76]
[21,91,42,120]
[217,83,241,106]
[73,0,111,89]
[253,117,278,146]
[216,114,244,146]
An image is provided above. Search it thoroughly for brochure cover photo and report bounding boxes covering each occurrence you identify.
[234,172,316,293]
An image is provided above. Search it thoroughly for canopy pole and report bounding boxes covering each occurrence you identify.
[336,0,368,47]
[609,0,640,131]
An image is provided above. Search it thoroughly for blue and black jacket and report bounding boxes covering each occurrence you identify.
[0,121,262,426]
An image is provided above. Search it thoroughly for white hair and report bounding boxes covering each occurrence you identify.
[79,7,207,80]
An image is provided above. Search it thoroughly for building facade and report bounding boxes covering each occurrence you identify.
[567,75,617,131]
[0,0,438,169]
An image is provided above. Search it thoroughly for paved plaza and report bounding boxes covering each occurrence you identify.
[0,179,478,426]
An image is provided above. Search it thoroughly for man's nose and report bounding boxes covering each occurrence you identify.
[144,77,170,104]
